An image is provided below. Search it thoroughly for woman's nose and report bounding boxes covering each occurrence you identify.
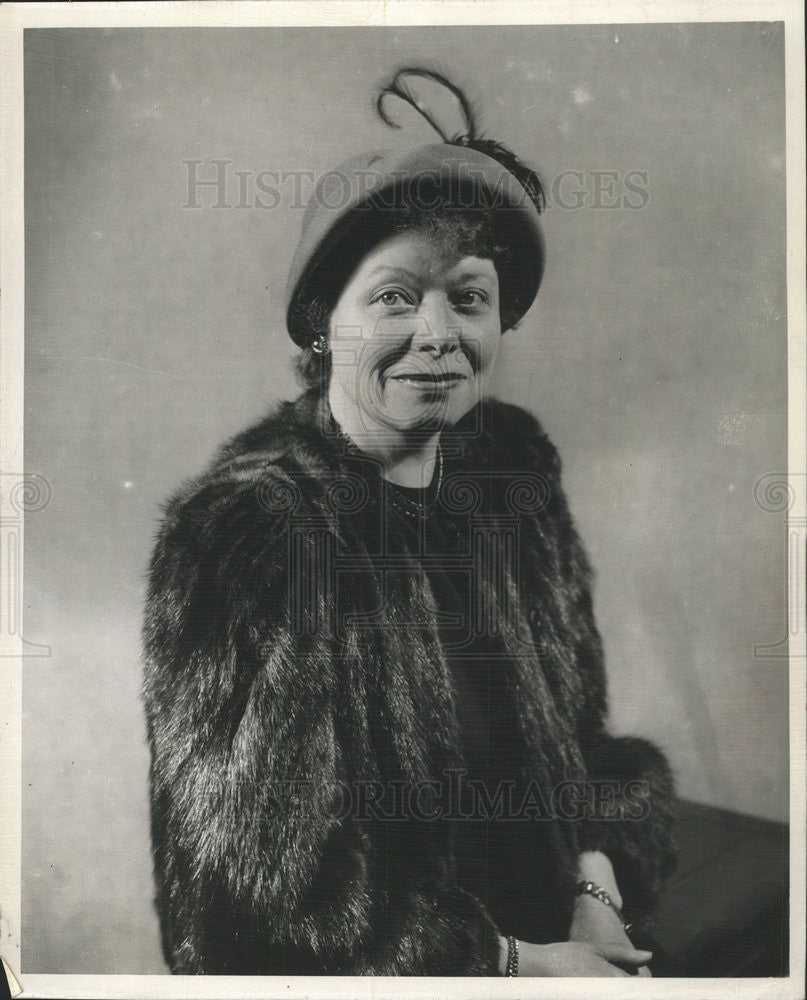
[411,293,460,354]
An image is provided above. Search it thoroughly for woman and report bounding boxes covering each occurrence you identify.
[143,68,676,977]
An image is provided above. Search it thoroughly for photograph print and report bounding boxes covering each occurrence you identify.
[5,5,802,996]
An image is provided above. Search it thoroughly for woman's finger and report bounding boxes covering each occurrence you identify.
[637,965,653,977]
[597,943,654,966]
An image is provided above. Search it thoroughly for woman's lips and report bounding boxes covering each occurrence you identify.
[387,371,468,388]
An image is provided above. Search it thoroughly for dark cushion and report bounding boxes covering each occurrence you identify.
[648,799,789,977]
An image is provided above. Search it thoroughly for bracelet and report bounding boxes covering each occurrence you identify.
[575,880,633,935]
[505,935,519,977]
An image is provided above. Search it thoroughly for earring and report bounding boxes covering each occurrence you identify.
[311,335,328,355]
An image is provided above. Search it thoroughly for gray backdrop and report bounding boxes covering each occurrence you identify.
[23,23,787,974]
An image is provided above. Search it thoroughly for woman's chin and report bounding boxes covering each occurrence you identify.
[375,399,466,434]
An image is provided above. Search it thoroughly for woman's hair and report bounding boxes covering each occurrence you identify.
[293,66,545,392]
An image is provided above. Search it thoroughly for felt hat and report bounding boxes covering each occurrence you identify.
[284,141,546,347]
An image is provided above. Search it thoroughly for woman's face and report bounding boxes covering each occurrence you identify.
[327,228,502,436]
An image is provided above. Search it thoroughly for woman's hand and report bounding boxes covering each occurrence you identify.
[520,939,653,977]
[568,896,652,977]
[570,850,651,976]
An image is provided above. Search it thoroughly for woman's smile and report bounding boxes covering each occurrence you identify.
[385,361,470,390]
[387,371,467,389]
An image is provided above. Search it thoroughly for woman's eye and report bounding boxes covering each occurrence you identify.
[455,289,489,309]
[372,289,412,308]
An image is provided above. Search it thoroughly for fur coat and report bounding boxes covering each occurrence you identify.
[142,388,676,975]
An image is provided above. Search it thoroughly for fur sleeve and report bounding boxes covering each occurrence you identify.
[488,400,677,929]
[142,461,503,975]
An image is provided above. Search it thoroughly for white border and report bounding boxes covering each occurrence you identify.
[1,2,804,998]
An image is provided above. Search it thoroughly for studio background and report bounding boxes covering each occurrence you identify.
[22,23,787,974]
